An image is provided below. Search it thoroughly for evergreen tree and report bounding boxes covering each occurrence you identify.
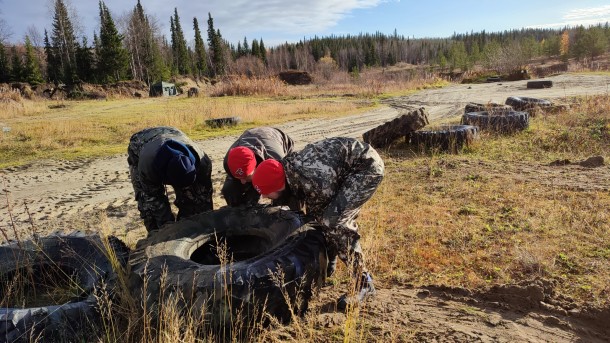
[44,30,60,84]
[97,1,129,83]
[23,36,43,84]
[207,13,225,77]
[193,17,208,78]
[0,42,10,83]
[242,36,250,56]
[251,39,259,59]
[10,46,22,82]
[571,26,587,60]
[259,38,267,63]
[50,0,78,84]
[75,37,94,83]
[171,8,190,75]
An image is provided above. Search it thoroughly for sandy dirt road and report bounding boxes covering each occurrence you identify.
[1,73,609,341]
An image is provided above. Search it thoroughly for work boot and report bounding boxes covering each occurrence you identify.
[337,272,376,310]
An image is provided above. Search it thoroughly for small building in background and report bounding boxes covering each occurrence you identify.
[149,81,177,97]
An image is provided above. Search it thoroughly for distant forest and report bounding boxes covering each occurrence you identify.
[1,0,609,86]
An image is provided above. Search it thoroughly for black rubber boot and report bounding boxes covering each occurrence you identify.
[337,272,376,310]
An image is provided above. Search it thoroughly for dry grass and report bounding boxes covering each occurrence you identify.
[358,94,610,305]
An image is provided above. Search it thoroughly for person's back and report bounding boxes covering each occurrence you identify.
[252,136,384,309]
[127,126,213,232]
[222,127,294,206]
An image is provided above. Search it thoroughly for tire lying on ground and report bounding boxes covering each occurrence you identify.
[408,125,479,153]
[205,116,241,128]
[526,80,553,89]
[0,233,130,343]
[505,96,552,114]
[461,111,529,133]
[464,102,513,115]
[129,205,327,327]
[362,107,429,148]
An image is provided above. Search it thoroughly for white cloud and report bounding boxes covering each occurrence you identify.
[526,5,610,30]
[563,5,610,20]
[180,0,382,32]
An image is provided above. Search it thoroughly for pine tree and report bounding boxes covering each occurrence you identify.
[97,1,129,83]
[44,30,60,84]
[193,17,208,78]
[259,38,267,63]
[23,36,43,84]
[251,39,259,59]
[50,0,78,84]
[242,36,249,56]
[0,42,10,83]
[171,8,191,75]
[10,46,22,82]
[207,13,225,77]
[76,37,94,83]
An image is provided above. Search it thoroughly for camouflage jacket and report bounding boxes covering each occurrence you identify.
[222,127,294,176]
[283,137,384,229]
[127,127,212,229]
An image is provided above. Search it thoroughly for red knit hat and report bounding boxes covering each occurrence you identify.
[227,147,256,179]
[252,159,285,195]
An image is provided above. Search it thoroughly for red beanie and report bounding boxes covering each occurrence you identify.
[227,147,256,178]
[252,159,285,195]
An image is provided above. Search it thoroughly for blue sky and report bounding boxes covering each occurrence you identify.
[1,0,610,47]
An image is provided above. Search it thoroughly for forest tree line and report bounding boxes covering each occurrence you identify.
[1,0,610,87]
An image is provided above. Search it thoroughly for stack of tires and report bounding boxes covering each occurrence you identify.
[461,101,530,134]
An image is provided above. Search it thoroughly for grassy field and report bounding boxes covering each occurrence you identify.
[360,96,610,303]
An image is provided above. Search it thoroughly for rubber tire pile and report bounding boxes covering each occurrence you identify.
[0,205,327,342]
[407,96,549,153]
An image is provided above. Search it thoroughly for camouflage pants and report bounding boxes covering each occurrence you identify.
[127,127,213,231]
[322,150,384,277]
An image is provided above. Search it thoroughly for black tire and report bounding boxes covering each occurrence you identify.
[408,125,479,153]
[0,233,130,343]
[526,80,553,89]
[505,96,552,113]
[464,102,513,115]
[461,111,529,133]
[362,107,429,148]
[129,206,327,327]
[205,116,241,128]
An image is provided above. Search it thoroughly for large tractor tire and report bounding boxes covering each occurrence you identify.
[408,125,479,153]
[129,206,327,328]
[461,111,529,133]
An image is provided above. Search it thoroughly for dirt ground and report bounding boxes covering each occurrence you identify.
[1,73,610,342]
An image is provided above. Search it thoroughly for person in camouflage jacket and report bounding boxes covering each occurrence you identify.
[222,127,294,207]
[127,126,213,232]
[251,137,384,308]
